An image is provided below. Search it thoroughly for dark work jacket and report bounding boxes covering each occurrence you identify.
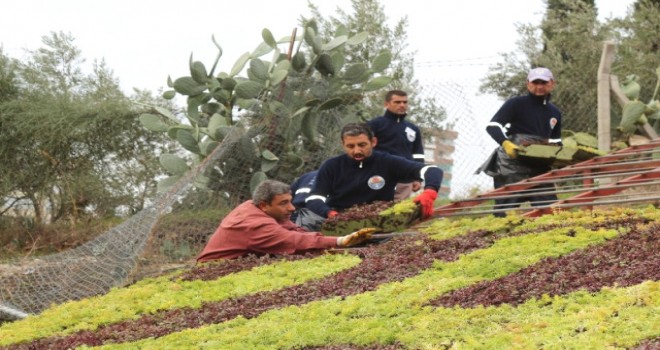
[290,170,317,209]
[305,150,443,217]
[486,93,562,146]
[479,93,562,180]
[368,110,425,162]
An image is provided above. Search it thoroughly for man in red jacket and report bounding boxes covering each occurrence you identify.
[197,180,374,262]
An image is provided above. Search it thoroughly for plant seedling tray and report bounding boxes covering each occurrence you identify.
[321,204,421,236]
[518,144,601,168]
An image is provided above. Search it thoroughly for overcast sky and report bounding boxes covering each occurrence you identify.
[0,0,635,96]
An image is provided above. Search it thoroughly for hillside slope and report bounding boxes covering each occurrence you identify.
[0,206,658,349]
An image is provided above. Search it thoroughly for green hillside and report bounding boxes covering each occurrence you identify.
[0,206,658,349]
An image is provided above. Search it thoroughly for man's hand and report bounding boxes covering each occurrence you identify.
[411,181,422,192]
[502,140,520,159]
[337,228,378,247]
[327,210,339,219]
[413,189,438,218]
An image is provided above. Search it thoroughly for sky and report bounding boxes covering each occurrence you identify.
[0,0,636,96]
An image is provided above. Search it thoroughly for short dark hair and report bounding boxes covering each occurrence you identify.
[340,122,374,142]
[385,90,407,102]
[252,180,291,205]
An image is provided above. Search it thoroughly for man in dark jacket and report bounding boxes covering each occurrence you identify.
[367,90,425,200]
[289,170,324,230]
[481,67,562,216]
[290,170,318,211]
[305,123,443,220]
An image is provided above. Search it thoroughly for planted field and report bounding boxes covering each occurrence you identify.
[0,206,658,349]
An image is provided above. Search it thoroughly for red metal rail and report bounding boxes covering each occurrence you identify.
[433,139,660,218]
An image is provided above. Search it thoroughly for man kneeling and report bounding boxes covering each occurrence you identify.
[197,180,374,262]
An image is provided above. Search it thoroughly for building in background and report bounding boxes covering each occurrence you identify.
[422,128,458,198]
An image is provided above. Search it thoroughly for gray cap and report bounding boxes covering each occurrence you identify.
[527,67,554,81]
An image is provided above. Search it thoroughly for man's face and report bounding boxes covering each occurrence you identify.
[259,193,296,222]
[384,94,408,115]
[526,79,555,96]
[342,134,377,162]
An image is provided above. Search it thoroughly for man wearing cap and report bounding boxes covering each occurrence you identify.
[480,67,562,216]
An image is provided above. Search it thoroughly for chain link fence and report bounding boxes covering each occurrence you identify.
[415,59,605,199]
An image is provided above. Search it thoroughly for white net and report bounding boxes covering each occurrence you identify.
[0,62,523,319]
[0,111,347,318]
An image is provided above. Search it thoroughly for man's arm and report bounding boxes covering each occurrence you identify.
[486,122,508,145]
[486,100,522,158]
[291,171,317,208]
[304,164,333,218]
[248,221,337,256]
[418,165,443,191]
[549,108,563,145]
[413,165,443,218]
[411,124,426,163]
[486,98,516,145]
[391,155,443,218]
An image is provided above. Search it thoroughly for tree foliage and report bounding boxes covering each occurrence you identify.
[0,48,19,103]
[481,0,660,137]
[0,32,170,226]
[481,0,606,134]
[307,0,448,129]
[610,0,660,133]
[143,19,398,205]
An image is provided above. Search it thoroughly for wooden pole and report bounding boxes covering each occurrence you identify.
[597,41,616,152]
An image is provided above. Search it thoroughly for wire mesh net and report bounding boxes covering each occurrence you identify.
[0,108,349,318]
[0,59,619,319]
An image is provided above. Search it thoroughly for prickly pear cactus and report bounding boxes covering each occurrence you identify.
[139,20,394,198]
[617,66,660,137]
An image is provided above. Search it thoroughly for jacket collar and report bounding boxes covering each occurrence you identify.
[343,150,379,168]
[384,109,407,122]
[528,92,552,105]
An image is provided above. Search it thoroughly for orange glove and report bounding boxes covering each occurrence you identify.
[327,210,339,219]
[337,228,378,247]
[414,189,438,218]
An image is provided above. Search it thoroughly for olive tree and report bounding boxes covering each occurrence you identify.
[308,0,449,129]
[0,32,170,226]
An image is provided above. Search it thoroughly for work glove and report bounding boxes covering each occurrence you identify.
[327,210,339,219]
[414,189,438,219]
[337,228,378,247]
[502,140,520,159]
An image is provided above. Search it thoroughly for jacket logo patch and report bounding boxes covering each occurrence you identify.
[405,126,416,142]
[367,175,386,190]
[549,117,558,129]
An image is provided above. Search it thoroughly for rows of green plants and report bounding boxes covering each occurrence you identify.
[92,282,656,350]
[90,208,657,348]
[0,254,359,345]
[0,206,657,349]
[4,231,476,348]
[433,221,658,308]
